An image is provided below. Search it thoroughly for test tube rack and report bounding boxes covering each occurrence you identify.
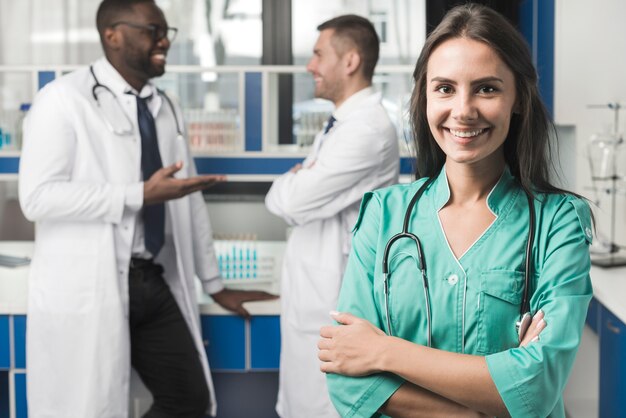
[215,239,276,284]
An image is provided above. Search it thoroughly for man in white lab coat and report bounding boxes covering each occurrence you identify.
[18,1,274,417]
[265,15,400,418]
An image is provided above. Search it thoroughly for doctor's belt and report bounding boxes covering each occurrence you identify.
[129,257,163,275]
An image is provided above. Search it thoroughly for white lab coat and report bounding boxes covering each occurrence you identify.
[18,58,221,418]
[265,88,399,418]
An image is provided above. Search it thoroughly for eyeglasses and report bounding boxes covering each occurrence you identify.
[111,21,178,44]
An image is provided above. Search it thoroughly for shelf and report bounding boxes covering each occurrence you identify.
[0,66,417,181]
[0,153,415,179]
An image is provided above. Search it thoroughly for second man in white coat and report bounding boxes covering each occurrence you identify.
[265,14,400,418]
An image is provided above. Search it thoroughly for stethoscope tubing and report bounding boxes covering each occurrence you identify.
[382,179,432,343]
[89,65,184,138]
[382,176,535,348]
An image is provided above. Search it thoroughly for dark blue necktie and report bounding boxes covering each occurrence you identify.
[136,95,165,257]
[323,115,336,134]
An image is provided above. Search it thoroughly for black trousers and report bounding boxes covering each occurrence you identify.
[129,258,210,418]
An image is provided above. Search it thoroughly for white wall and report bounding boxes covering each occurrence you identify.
[206,200,288,241]
[554,0,626,244]
[554,2,626,414]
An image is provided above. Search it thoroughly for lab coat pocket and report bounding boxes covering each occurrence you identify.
[286,260,343,333]
[31,238,99,315]
[476,270,525,354]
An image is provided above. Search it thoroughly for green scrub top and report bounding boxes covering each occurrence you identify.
[327,167,593,418]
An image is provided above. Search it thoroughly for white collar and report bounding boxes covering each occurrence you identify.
[93,57,157,100]
[332,86,378,121]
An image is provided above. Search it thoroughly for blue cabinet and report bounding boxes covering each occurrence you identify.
[0,316,9,369]
[0,313,281,415]
[13,372,27,418]
[599,305,626,418]
[250,316,281,370]
[13,315,26,369]
[201,316,246,370]
[201,315,280,418]
[201,315,281,371]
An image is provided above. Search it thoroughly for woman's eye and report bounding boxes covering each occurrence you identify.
[479,85,497,94]
[436,85,453,94]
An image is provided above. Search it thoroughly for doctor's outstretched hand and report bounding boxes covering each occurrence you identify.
[144,161,226,205]
[211,288,278,318]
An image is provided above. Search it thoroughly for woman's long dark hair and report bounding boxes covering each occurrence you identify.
[410,3,566,196]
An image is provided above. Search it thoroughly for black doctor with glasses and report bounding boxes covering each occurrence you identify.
[18,1,276,417]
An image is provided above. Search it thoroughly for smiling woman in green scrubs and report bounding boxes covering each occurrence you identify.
[317,4,593,418]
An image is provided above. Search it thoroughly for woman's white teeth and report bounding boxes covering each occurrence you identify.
[450,128,485,138]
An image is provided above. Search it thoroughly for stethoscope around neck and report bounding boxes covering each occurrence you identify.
[381,176,536,349]
[89,65,184,140]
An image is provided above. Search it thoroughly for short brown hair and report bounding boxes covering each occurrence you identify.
[317,14,380,82]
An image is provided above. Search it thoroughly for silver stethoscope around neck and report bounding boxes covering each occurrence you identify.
[89,65,183,140]
[382,175,536,349]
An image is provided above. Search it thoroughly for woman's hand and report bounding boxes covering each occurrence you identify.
[318,311,387,376]
[519,309,547,347]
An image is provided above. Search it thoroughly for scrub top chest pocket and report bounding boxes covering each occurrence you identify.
[471,270,525,354]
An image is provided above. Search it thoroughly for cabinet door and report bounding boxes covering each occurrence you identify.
[11,371,27,418]
[0,316,9,369]
[0,371,8,418]
[250,316,280,370]
[599,305,626,418]
[201,316,246,370]
[13,316,26,369]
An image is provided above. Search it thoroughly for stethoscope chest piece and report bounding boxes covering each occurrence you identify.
[516,311,532,344]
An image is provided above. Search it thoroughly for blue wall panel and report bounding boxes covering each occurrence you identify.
[519,0,555,117]
[245,72,263,152]
[400,157,414,176]
[537,0,555,118]
[194,156,414,176]
[194,157,303,175]
[37,71,56,90]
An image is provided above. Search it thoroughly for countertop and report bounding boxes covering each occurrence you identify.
[589,264,626,323]
[0,241,282,316]
[2,241,625,323]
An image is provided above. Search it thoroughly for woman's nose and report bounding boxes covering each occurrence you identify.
[452,94,478,121]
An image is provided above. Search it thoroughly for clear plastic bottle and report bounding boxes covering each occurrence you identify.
[15,103,31,150]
